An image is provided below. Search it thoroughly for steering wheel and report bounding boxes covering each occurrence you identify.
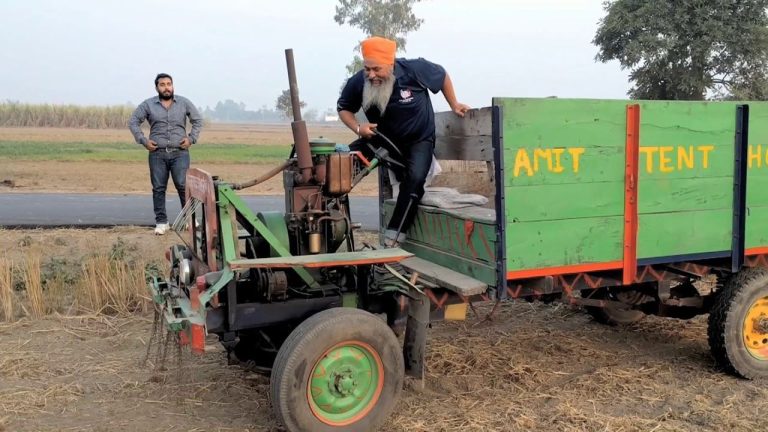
[373,130,403,158]
[366,143,405,170]
[367,130,405,170]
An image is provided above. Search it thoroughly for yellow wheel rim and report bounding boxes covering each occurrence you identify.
[743,296,768,360]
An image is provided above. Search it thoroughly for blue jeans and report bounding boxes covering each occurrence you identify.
[148,149,189,224]
[350,136,434,233]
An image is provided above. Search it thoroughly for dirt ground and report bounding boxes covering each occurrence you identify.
[1,229,767,432]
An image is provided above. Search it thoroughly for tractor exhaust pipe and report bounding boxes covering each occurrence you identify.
[285,49,313,184]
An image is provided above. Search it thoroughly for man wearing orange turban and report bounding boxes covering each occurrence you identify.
[337,36,470,247]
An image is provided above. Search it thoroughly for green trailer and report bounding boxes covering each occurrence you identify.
[149,85,768,430]
[387,97,768,377]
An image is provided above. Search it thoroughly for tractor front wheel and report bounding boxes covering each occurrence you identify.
[708,268,768,378]
[270,308,404,432]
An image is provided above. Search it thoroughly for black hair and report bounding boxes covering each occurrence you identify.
[154,73,173,86]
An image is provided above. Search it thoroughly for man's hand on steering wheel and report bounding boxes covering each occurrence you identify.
[358,122,377,139]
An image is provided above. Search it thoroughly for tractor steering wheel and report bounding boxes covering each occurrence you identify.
[367,131,405,171]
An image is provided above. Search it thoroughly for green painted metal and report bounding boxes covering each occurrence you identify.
[636,101,735,258]
[310,138,337,155]
[258,211,290,257]
[147,276,205,330]
[496,98,626,271]
[381,199,497,286]
[308,343,382,424]
[746,103,768,250]
[198,268,235,308]
[342,293,357,308]
[217,185,318,288]
[217,200,240,263]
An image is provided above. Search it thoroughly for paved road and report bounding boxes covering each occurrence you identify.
[0,193,380,230]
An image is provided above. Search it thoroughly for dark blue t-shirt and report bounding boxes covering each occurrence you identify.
[337,58,446,144]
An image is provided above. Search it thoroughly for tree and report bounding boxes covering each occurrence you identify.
[275,89,306,120]
[593,0,768,100]
[334,0,423,75]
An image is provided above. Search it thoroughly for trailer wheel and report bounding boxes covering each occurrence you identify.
[585,290,645,326]
[270,308,403,432]
[708,267,768,378]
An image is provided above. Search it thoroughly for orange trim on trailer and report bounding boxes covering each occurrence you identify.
[506,261,623,280]
[746,247,768,256]
[623,104,640,285]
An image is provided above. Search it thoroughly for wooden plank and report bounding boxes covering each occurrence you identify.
[505,216,624,271]
[434,107,493,161]
[638,177,732,213]
[504,146,625,186]
[746,206,768,249]
[637,210,732,259]
[434,136,493,161]
[399,256,488,296]
[505,182,624,222]
[435,107,493,137]
[228,248,412,269]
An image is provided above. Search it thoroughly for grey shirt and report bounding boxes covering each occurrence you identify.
[129,95,203,148]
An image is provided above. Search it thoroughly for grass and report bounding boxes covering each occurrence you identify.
[0,141,294,163]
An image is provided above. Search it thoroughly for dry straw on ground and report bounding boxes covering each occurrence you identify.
[21,250,44,319]
[0,257,13,321]
[80,255,149,315]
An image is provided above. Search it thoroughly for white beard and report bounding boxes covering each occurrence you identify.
[362,74,395,115]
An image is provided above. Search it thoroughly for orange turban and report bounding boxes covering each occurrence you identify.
[361,37,396,65]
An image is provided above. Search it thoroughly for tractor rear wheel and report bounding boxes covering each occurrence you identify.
[270,308,403,432]
[708,267,768,378]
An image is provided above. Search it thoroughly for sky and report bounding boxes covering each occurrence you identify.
[0,0,630,114]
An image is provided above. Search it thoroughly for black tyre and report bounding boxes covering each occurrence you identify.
[586,305,645,326]
[270,308,404,432]
[708,267,768,378]
[585,289,646,326]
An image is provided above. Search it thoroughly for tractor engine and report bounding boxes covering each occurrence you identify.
[283,139,355,256]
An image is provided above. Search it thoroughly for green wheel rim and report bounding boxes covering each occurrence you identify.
[307,341,384,426]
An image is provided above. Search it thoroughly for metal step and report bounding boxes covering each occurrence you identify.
[399,256,488,296]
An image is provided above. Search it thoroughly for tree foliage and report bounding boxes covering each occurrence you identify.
[275,89,307,120]
[334,0,423,75]
[593,0,768,100]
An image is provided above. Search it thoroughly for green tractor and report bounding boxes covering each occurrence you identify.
[150,50,768,431]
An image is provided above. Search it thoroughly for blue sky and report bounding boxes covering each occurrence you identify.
[0,0,630,113]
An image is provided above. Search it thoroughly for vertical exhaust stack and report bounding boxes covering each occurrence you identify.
[285,49,313,184]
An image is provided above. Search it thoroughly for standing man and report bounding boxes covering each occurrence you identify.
[129,73,203,235]
[337,36,470,246]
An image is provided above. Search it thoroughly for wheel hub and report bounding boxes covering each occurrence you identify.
[308,341,384,426]
[743,297,768,360]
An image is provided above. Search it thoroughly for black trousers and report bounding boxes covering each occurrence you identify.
[350,136,434,233]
